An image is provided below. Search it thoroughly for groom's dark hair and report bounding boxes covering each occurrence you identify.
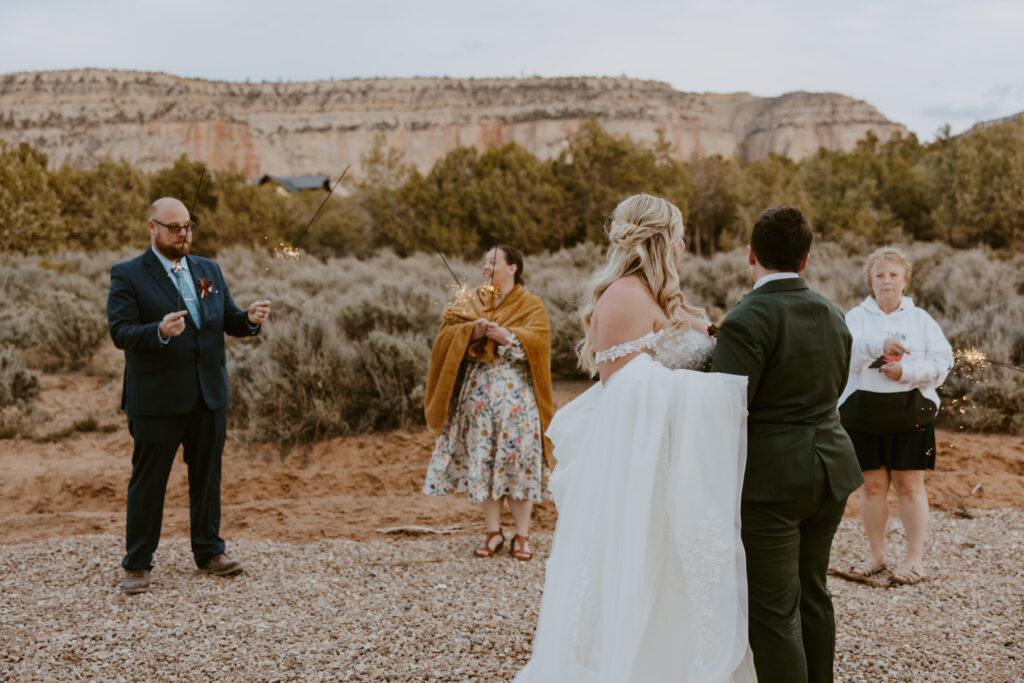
[750,206,814,272]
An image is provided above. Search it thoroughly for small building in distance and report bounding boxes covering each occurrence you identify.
[258,174,331,196]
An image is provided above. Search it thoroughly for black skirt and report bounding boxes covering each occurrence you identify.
[845,424,937,472]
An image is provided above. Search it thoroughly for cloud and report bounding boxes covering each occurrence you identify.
[2,0,1024,140]
[921,103,1008,121]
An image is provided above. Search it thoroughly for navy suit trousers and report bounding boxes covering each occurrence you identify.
[123,399,227,570]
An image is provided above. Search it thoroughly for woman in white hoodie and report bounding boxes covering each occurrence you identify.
[838,247,953,585]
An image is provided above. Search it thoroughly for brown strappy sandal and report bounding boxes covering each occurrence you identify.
[890,562,927,585]
[848,556,887,582]
[510,534,532,561]
[475,530,505,558]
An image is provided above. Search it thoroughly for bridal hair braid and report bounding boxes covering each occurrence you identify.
[577,193,705,376]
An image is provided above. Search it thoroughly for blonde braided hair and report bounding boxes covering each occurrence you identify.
[577,193,704,376]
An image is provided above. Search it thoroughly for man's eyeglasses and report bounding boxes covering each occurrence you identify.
[152,218,197,235]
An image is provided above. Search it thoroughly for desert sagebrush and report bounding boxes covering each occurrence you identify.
[1,243,1019,439]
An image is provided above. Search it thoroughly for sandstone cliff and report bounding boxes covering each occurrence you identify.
[0,69,908,177]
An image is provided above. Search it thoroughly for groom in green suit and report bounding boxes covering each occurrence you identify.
[711,206,863,683]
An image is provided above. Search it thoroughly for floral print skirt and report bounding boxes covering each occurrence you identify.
[423,358,547,504]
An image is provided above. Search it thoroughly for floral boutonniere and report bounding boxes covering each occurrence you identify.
[706,324,719,338]
[197,278,213,299]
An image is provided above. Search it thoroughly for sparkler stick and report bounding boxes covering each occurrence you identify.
[189,167,206,216]
[293,166,349,250]
[982,359,1024,372]
[269,166,350,265]
[898,347,1024,374]
[434,248,464,290]
[483,244,499,320]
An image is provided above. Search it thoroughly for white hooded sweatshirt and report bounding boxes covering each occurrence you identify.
[839,295,954,409]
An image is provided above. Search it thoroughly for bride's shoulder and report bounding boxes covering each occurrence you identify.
[596,276,657,313]
[592,277,662,347]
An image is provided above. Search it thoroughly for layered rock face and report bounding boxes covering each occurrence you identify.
[0,69,907,177]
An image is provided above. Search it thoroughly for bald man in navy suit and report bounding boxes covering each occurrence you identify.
[107,197,271,594]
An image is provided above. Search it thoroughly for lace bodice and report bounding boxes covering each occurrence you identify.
[595,327,715,371]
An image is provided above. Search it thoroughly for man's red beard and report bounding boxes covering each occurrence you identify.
[156,242,190,261]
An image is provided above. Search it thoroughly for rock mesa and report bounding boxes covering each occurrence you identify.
[0,69,909,177]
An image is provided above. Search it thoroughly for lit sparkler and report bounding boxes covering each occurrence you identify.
[483,244,500,319]
[273,244,302,260]
[265,166,350,272]
[953,347,1023,373]
[956,348,987,365]
[900,346,1024,373]
[447,282,473,308]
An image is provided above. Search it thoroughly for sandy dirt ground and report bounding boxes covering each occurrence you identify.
[1,365,1021,547]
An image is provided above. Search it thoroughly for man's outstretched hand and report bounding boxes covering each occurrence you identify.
[248,300,271,325]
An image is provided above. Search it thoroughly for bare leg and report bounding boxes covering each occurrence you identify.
[480,497,504,552]
[855,468,890,572]
[891,469,928,570]
[508,498,533,555]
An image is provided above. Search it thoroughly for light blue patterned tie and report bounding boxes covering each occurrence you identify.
[175,268,202,328]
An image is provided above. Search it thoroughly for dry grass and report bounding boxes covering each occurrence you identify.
[0,510,1021,681]
[0,242,1020,443]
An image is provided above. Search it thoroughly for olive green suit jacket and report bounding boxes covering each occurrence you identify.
[711,278,863,502]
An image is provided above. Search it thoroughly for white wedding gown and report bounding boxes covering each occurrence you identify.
[514,328,757,683]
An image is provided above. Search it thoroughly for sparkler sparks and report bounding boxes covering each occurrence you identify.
[447,282,472,308]
[955,347,987,365]
[952,347,1023,372]
[273,244,302,260]
[262,167,348,276]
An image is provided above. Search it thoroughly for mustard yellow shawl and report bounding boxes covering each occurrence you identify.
[424,284,554,467]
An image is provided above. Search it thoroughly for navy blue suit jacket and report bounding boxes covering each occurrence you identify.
[107,249,258,417]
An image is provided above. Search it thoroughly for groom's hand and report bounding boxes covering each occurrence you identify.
[159,310,188,338]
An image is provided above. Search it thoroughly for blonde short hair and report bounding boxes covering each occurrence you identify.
[864,247,912,292]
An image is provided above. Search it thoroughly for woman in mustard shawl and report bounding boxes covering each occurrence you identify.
[423,245,553,561]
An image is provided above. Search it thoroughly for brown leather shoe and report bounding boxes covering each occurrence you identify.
[197,554,243,576]
[123,568,151,594]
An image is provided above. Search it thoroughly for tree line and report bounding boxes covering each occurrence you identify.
[2,115,1022,256]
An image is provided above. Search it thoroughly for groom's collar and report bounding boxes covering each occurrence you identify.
[745,276,808,298]
[753,272,800,289]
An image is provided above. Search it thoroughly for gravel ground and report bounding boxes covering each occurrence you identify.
[1,510,1022,682]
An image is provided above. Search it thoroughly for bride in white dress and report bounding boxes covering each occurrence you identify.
[514,194,757,682]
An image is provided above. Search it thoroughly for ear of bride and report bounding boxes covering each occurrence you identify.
[577,193,706,376]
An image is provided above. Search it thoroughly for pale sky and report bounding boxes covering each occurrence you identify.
[2,0,1022,141]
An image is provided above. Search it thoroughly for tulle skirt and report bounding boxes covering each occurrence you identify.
[514,354,757,683]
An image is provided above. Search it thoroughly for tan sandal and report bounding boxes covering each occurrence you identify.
[475,530,505,558]
[511,534,532,561]
[890,563,926,585]
[849,556,887,580]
